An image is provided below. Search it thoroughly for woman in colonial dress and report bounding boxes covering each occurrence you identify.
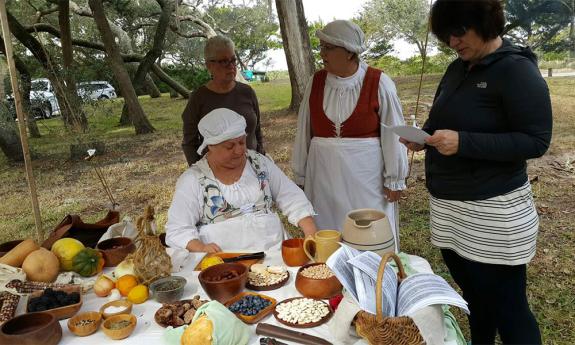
[167,108,317,253]
[292,20,408,251]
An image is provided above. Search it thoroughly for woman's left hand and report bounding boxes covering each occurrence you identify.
[425,129,459,156]
[384,188,402,202]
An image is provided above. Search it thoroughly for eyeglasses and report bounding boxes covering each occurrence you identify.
[208,57,238,67]
[438,26,468,43]
[319,43,340,52]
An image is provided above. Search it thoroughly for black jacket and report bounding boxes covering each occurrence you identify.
[423,39,552,200]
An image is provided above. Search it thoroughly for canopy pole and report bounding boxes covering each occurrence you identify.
[0,0,43,242]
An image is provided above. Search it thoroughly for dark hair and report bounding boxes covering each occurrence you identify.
[430,0,505,45]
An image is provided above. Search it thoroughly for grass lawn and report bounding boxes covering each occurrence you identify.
[1,75,574,344]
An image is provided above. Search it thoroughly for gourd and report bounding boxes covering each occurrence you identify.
[51,238,85,271]
[0,239,39,267]
[21,248,60,282]
[72,248,105,277]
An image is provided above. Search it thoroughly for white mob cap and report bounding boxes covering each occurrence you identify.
[316,20,367,54]
[197,108,246,154]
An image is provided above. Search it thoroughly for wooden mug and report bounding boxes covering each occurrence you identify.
[281,238,309,267]
[303,230,341,263]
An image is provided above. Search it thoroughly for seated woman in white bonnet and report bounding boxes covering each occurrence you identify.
[166,108,318,253]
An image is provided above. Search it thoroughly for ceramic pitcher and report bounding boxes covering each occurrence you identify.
[342,208,395,256]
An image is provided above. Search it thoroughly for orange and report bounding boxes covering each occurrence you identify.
[127,284,149,304]
[116,274,138,296]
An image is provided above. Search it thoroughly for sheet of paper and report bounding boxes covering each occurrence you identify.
[386,125,430,145]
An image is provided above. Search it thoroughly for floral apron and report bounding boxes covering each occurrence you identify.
[192,151,284,251]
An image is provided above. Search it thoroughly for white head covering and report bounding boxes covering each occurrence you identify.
[197,108,247,154]
[316,20,367,54]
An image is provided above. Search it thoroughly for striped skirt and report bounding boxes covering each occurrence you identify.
[430,182,539,265]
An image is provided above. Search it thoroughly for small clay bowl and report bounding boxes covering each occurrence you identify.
[101,313,137,340]
[99,299,133,319]
[0,312,62,345]
[67,311,102,336]
[295,263,342,299]
[149,276,187,303]
[96,237,136,267]
[199,263,248,303]
[0,239,24,257]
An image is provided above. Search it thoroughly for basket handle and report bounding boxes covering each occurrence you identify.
[375,252,406,320]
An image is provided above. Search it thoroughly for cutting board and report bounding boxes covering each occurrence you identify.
[194,252,264,271]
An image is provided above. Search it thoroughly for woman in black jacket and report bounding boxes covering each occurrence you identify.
[401,1,551,344]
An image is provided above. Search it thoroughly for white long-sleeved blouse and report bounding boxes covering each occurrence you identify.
[291,61,409,190]
[165,153,315,249]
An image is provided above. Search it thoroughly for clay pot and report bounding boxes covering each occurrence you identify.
[96,237,136,267]
[198,263,247,303]
[0,312,62,345]
[342,208,395,256]
[295,263,342,299]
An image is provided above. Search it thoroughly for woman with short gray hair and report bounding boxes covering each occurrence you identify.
[181,35,265,165]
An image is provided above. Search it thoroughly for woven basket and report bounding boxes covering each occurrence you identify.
[354,252,425,345]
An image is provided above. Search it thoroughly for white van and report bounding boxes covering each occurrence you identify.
[30,78,61,118]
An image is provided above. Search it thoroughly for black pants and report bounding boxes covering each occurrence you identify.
[441,249,541,345]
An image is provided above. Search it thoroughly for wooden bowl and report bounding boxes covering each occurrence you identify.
[273,297,334,328]
[0,312,62,345]
[198,263,248,303]
[224,291,276,324]
[101,313,137,340]
[149,276,187,303]
[27,285,83,320]
[99,299,133,319]
[295,263,342,299]
[96,237,136,267]
[67,311,102,336]
[282,238,309,267]
[0,239,24,257]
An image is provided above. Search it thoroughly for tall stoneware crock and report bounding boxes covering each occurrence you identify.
[342,208,395,256]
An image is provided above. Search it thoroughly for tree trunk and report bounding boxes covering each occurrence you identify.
[145,74,161,97]
[6,11,79,133]
[16,61,41,138]
[0,35,40,137]
[89,0,155,134]
[58,0,88,132]
[151,63,189,98]
[275,0,315,111]
[0,123,24,162]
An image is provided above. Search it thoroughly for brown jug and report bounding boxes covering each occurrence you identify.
[342,209,395,256]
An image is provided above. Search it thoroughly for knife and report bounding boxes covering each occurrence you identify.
[256,323,333,345]
[222,252,265,263]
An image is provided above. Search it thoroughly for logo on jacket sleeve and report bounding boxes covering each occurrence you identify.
[476,82,487,89]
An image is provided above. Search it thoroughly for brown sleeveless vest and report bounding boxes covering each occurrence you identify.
[309,67,382,138]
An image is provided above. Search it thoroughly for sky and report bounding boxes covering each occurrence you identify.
[258,0,421,70]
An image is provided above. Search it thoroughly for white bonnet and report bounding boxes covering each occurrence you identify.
[315,20,367,54]
[197,108,247,154]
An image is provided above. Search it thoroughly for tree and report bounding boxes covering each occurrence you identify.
[119,0,173,126]
[359,0,432,60]
[89,0,155,134]
[6,11,89,133]
[58,0,88,132]
[276,0,315,111]
[504,0,575,57]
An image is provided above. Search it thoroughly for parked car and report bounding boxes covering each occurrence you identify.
[77,81,117,101]
[4,78,60,119]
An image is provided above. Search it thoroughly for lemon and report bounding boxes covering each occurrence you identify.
[200,256,224,271]
[127,284,149,304]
